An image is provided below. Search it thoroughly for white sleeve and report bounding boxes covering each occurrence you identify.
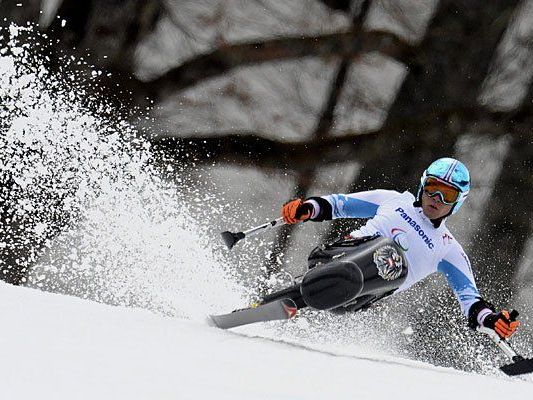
[437,244,480,316]
[322,190,401,219]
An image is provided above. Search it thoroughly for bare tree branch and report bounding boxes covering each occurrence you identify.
[100,27,415,106]
[317,0,353,12]
[312,0,371,140]
[151,131,376,171]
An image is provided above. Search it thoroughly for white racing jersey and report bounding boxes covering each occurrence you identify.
[315,190,480,316]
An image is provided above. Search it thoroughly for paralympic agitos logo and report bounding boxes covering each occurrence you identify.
[391,228,409,251]
[394,208,435,250]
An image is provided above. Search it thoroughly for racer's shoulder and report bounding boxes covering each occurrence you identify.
[440,227,470,259]
[376,190,415,205]
[369,189,408,200]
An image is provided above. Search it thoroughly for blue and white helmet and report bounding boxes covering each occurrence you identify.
[417,158,470,215]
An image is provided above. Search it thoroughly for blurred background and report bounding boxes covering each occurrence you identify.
[1,0,533,373]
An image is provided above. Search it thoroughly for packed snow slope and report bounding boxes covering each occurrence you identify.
[1,282,531,400]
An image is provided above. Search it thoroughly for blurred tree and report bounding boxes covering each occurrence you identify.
[1,0,532,304]
[266,0,371,273]
[319,0,353,12]
[48,0,161,71]
[355,0,520,193]
[0,0,41,25]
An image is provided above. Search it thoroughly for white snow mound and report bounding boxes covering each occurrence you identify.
[1,282,532,400]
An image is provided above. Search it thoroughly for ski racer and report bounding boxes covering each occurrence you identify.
[278,158,520,340]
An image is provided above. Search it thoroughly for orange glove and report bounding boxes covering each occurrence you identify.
[483,310,520,339]
[281,199,313,224]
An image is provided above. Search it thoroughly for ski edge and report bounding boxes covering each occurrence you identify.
[208,298,297,330]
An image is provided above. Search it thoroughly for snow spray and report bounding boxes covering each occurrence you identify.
[0,24,244,319]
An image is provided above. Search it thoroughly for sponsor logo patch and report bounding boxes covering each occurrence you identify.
[394,207,435,250]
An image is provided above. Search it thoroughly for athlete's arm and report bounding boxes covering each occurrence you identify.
[306,190,400,221]
[438,246,520,338]
[437,246,481,317]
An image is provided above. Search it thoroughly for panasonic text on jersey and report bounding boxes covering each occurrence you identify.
[394,207,435,249]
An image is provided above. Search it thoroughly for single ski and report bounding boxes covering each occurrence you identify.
[208,298,297,330]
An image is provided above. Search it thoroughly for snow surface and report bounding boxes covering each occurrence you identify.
[1,281,532,400]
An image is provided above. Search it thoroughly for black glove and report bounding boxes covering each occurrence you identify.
[483,310,520,339]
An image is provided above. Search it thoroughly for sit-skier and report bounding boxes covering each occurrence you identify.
[262,158,520,340]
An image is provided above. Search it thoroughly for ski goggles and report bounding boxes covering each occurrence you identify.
[423,176,462,205]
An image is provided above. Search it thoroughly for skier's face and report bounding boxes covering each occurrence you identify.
[421,191,454,219]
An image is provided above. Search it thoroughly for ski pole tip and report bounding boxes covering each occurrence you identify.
[500,357,533,376]
[221,231,244,249]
